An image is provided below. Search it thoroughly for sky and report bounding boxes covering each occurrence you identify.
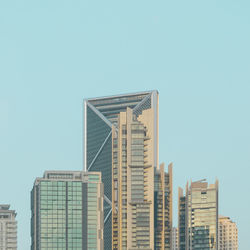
[0,0,249,249]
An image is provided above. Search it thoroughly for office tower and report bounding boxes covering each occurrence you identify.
[178,179,218,250]
[218,216,238,250]
[154,163,173,249]
[84,91,159,250]
[0,205,17,250]
[172,227,179,250]
[31,171,103,250]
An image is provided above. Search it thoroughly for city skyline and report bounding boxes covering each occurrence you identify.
[0,89,244,250]
[1,1,249,249]
[0,88,245,249]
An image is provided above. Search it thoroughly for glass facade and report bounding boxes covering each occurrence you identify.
[38,180,82,250]
[86,105,112,250]
[88,92,150,125]
[31,171,103,250]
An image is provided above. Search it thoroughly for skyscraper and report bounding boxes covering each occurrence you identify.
[84,91,159,250]
[84,91,172,250]
[31,171,103,250]
[0,204,17,250]
[218,216,238,250]
[112,107,155,249]
[178,179,218,250]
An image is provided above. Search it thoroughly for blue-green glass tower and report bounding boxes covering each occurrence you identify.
[31,171,104,250]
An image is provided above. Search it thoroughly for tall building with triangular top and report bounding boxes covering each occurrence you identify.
[84,91,172,250]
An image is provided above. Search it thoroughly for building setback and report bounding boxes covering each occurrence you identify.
[112,107,155,249]
[178,179,218,250]
[31,171,103,250]
[0,205,17,250]
[84,91,158,250]
[218,216,238,250]
[84,91,173,250]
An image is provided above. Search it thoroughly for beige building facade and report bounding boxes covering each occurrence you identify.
[0,204,17,250]
[84,91,172,250]
[218,216,238,250]
[84,91,158,250]
[178,180,218,250]
[112,107,155,250]
[112,107,172,250]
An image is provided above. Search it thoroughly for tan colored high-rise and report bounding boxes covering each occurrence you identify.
[112,107,172,250]
[218,216,238,250]
[84,91,159,250]
[84,90,172,250]
[112,107,155,250]
[178,180,219,250]
[0,205,17,250]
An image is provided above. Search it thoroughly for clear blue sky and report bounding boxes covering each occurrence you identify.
[0,0,249,249]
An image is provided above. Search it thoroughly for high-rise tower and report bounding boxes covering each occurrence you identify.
[111,107,157,249]
[84,91,159,250]
[31,171,104,250]
[178,180,218,250]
